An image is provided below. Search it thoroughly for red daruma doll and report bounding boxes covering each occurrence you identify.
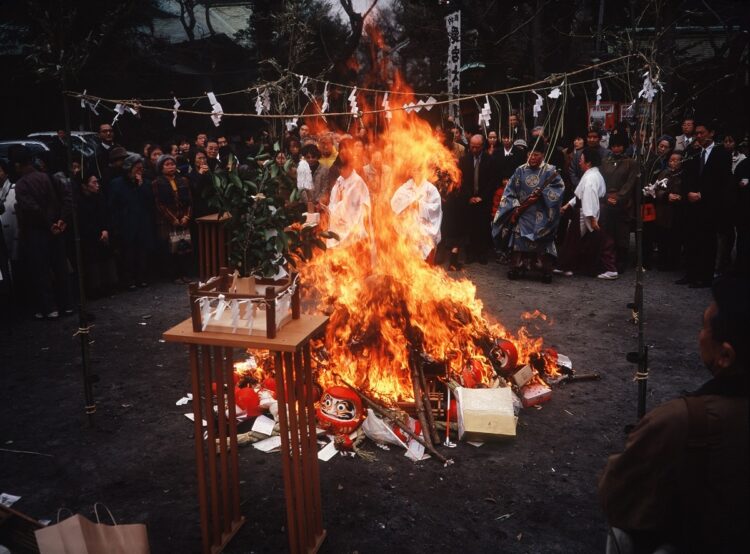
[315,386,365,435]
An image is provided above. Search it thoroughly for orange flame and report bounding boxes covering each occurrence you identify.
[289,77,556,403]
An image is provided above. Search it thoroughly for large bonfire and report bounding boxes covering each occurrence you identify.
[293,78,558,404]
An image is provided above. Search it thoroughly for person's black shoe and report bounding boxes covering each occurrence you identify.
[674,276,690,285]
[689,281,711,289]
[507,269,520,280]
[465,256,476,265]
[541,272,552,284]
[478,256,488,265]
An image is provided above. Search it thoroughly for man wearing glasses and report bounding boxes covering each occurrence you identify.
[95,124,120,178]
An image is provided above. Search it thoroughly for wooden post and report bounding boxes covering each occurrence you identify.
[291,272,301,320]
[265,286,277,339]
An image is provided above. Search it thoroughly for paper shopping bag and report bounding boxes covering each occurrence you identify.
[34,512,149,554]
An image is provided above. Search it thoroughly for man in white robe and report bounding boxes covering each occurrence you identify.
[557,146,614,277]
[326,139,372,249]
[390,177,442,260]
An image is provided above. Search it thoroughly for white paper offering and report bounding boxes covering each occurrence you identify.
[253,435,282,453]
[317,441,339,462]
[251,415,276,436]
[0,492,21,508]
[184,413,207,427]
[404,439,430,462]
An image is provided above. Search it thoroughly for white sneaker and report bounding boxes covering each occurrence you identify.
[552,269,564,275]
[563,271,574,277]
[597,271,619,280]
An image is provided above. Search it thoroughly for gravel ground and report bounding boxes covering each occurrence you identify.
[0,262,711,553]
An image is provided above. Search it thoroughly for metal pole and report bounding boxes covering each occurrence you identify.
[62,85,97,426]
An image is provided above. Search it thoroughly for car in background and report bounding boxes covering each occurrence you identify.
[0,140,51,164]
[27,131,98,159]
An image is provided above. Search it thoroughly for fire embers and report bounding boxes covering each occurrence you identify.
[315,386,365,435]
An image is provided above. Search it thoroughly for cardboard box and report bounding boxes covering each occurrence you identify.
[455,386,517,441]
[521,383,552,408]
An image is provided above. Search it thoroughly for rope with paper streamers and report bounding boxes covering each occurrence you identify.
[65,55,643,122]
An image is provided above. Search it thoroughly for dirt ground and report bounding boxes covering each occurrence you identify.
[0,262,711,554]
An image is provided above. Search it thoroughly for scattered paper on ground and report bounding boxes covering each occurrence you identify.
[175,393,192,406]
[318,441,338,462]
[251,415,276,436]
[184,413,207,426]
[253,435,282,453]
[0,493,21,508]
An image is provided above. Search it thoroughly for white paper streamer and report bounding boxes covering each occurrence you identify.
[548,81,563,99]
[172,97,180,127]
[207,92,223,127]
[321,82,330,113]
[285,117,298,132]
[381,92,392,120]
[112,103,126,126]
[532,90,544,118]
[245,302,255,334]
[230,299,240,332]
[200,297,211,331]
[595,79,602,107]
[424,96,437,111]
[348,87,359,117]
[478,95,491,127]
[638,71,663,103]
[214,294,227,321]
[254,89,263,116]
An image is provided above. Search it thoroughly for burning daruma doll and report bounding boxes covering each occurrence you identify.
[316,386,365,435]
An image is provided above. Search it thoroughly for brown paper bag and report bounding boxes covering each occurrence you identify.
[34,506,149,554]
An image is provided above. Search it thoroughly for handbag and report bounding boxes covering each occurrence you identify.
[169,228,192,255]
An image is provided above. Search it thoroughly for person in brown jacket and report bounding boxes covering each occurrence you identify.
[599,274,749,554]
[152,154,193,283]
[599,133,640,274]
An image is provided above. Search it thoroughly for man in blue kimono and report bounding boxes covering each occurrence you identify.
[498,143,564,283]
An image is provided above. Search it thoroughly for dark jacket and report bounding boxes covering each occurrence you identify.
[108,175,155,247]
[152,174,192,228]
[599,372,749,554]
[684,144,733,228]
[600,153,640,216]
[14,168,72,234]
[654,168,686,229]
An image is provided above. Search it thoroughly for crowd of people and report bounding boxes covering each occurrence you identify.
[1,112,747,554]
[1,113,748,319]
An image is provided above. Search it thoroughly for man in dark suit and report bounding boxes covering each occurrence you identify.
[457,134,501,264]
[678,121,733,288]
[498,132,523,180]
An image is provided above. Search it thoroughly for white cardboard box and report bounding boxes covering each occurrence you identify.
[455,386,517,441]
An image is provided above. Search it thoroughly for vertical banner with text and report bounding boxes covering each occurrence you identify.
[445,11,461,124]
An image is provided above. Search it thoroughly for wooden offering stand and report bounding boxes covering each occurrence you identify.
[165,273,327,554]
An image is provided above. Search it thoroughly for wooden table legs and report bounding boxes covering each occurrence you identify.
[274,344,326,554]
[188,345,245,554]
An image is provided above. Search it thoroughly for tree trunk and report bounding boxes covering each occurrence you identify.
[204,1,215,36]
